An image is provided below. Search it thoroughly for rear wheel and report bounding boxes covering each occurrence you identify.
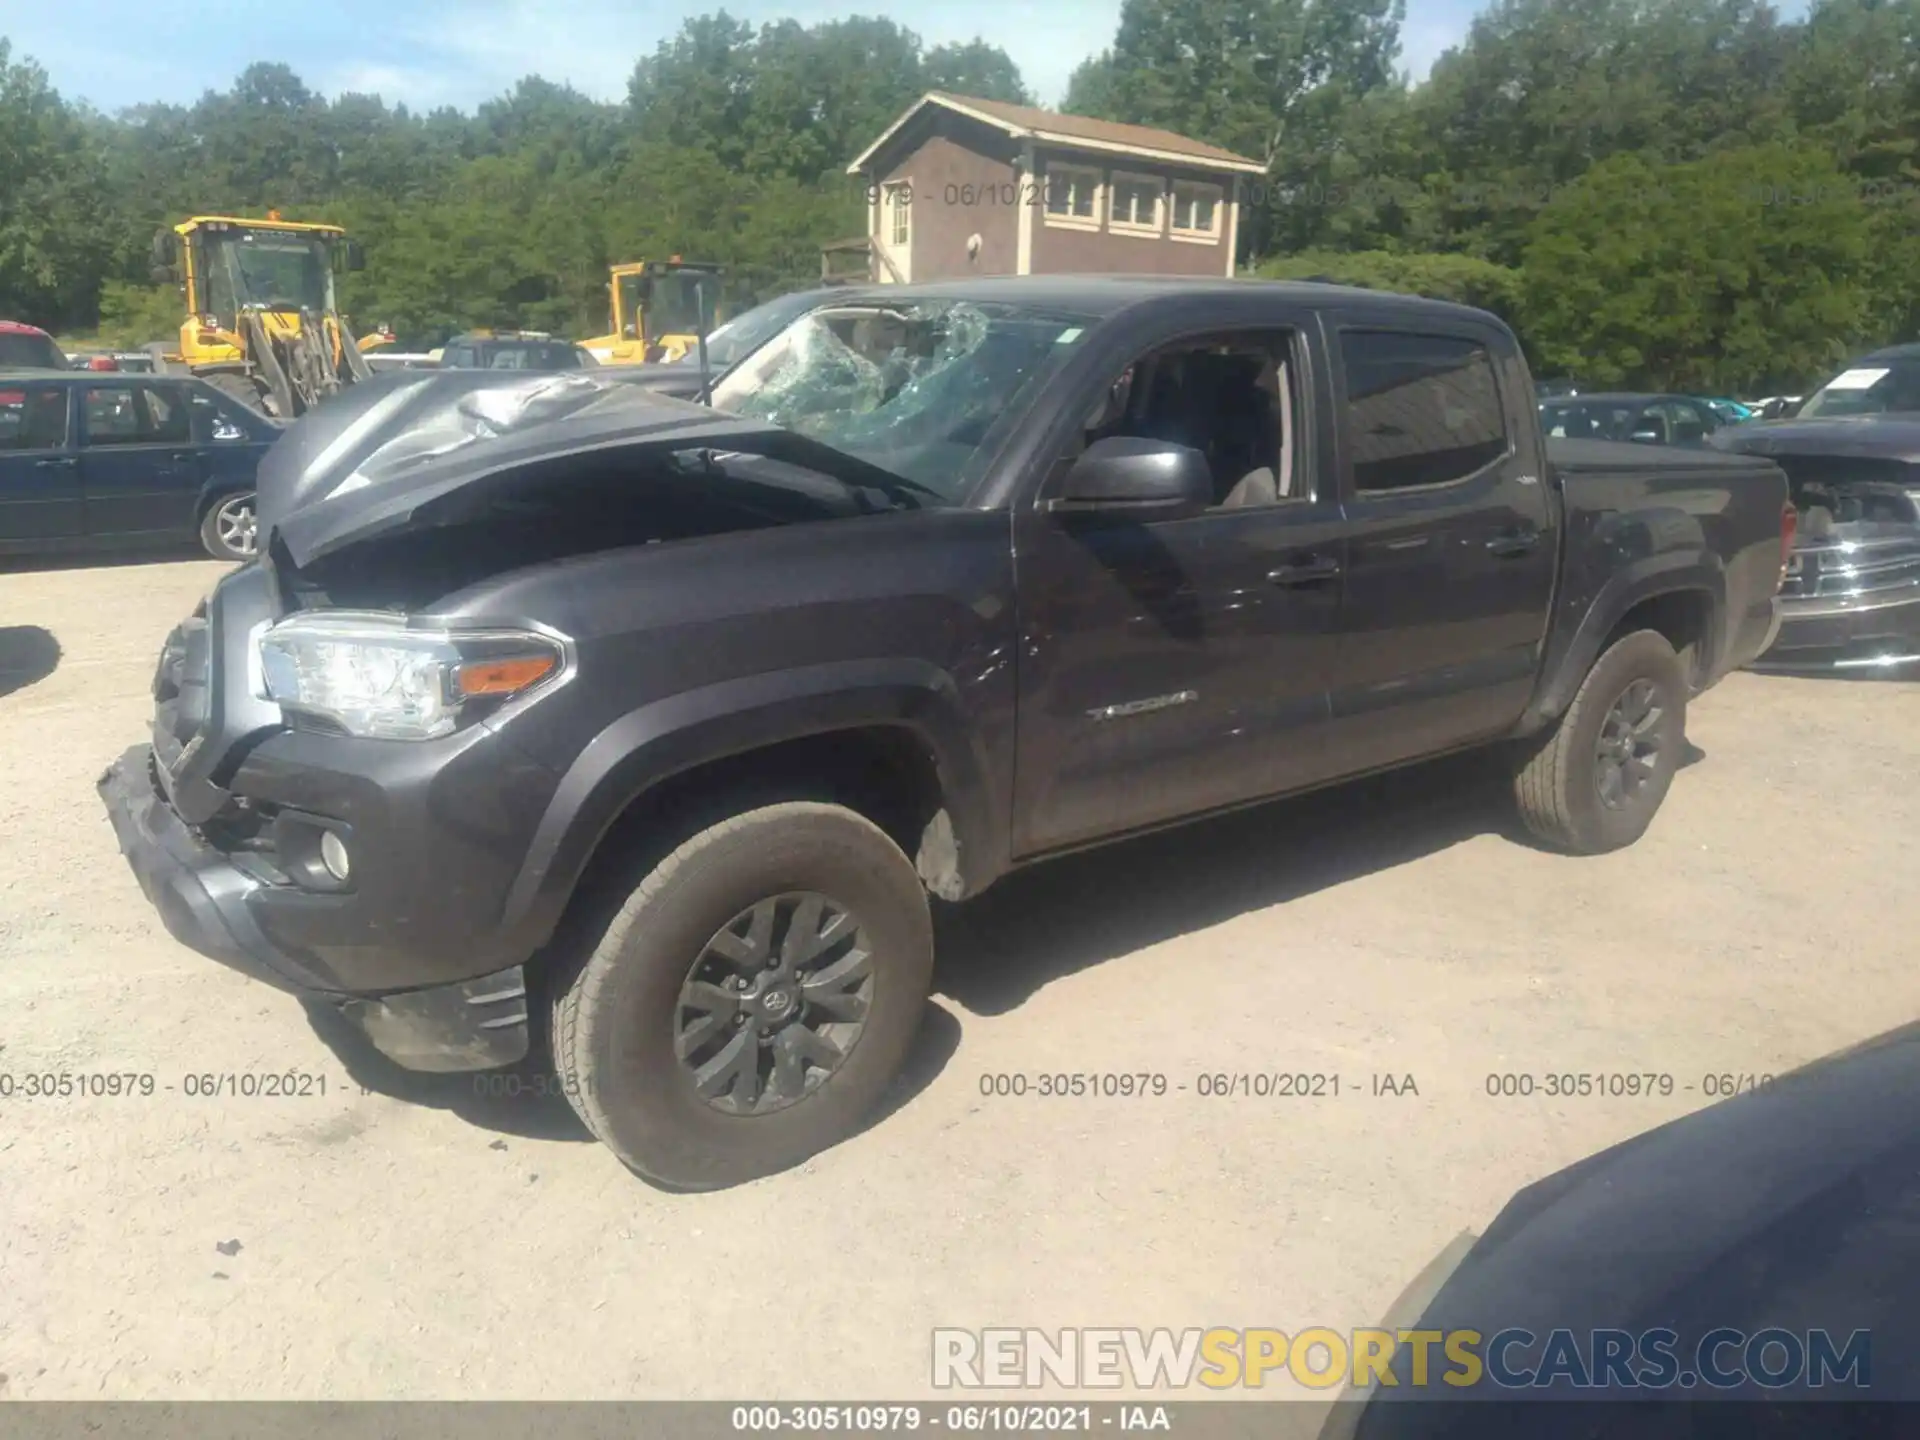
[198,492,258,561]
[1513,629,1688,854]
[550,802,934,1190]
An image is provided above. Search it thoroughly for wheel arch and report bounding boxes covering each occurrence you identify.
[502,660,1002,961]
[1518,554,1725,739]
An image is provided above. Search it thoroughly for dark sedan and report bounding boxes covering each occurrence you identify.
[0,370,283,561]
[1539,393,1725,446]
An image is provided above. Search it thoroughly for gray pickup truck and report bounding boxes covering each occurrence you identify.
[99,278,1791,1188]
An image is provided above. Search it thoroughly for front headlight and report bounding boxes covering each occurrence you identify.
[258,611,567,740]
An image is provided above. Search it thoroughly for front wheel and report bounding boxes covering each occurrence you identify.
[199,491,258,561]
[1513,629,1688,854]
[550,802,934,1189]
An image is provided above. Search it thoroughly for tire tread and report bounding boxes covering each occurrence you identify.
[1514,629,1686,854]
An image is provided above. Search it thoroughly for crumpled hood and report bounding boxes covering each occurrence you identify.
[1711,412,1920,463]
[256,369,791,567]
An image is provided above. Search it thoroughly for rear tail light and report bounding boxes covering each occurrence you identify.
[1778,500,1798,591]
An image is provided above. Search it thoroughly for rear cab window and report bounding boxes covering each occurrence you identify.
[1339,331,1511,492]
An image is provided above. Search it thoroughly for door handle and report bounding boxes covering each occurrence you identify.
[171,452,199,463]
[1486,527,1541,558]
[1268,555,1343,586]
[35,457,76,469]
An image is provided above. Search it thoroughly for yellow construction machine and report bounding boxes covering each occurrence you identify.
[148,213,381,417]
[579,258,724,366]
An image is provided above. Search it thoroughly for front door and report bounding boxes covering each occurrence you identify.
[78,382,205,538]
[0,383,81,541]
[1323,323,1557,775]
[1011,324,1347,856]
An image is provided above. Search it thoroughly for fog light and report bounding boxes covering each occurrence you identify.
[319,830,351,882]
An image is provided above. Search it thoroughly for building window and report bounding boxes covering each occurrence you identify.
[1109,173,1165,235]
[1043,164,1103,229]
[1170,181,1224,241]
[882,181,912,249]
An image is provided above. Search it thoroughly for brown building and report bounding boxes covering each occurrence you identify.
[843,93,1266,284]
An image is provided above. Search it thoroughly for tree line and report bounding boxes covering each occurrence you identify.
[4,0,1920,393]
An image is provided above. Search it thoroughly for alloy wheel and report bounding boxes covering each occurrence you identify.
[1594,677,1665,809]
[674,892,874,1116]
[215,495,258,558]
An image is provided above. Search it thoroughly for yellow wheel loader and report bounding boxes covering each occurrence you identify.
[580,258,724,366]
[148,213,381,418]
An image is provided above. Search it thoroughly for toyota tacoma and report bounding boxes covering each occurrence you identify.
[99,278,1793,1188]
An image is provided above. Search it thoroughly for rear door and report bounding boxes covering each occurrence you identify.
[1323,321,1557,774]
[77,381,203,538]
[0,383,81,541]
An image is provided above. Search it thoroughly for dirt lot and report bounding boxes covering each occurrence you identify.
[3,552,1917,1401]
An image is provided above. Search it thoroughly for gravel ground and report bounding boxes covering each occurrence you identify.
[3,553,1917,1401]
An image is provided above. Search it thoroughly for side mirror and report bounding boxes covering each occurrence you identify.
[344,240,367,272]
[1046,436,1213,519]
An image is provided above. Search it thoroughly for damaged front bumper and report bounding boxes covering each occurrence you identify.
[97,744,530,1072]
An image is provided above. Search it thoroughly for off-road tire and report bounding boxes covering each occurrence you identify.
[1514,629,1689,854]
[550,802,933,1190]
[199,370,273,417]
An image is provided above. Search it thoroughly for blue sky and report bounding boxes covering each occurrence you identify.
[7,0,1488,116]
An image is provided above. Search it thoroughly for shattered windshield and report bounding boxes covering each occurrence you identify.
[708,299,1089,500]
[203,229,334,319]
[683,290,829,369]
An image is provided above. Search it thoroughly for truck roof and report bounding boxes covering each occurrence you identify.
[826,275,1502,326]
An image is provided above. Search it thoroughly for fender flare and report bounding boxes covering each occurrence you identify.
[1519,550,1726,735]
[499,658,1002,945]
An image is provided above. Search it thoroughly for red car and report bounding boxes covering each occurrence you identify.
[0,320,69,371]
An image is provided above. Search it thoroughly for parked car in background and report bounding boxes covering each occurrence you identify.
[1712,409,1920,674]
[1539,392,1724,445]
[1754,394,1805,420]
[437,332,598,371]
[1790,342,1920,419]
[68,351,158,374]
[0,371,283,561]
[0,321,68,371]
[1703,396,1756,423]
[98,277,1790,1189]
[1533,377,1582,398]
